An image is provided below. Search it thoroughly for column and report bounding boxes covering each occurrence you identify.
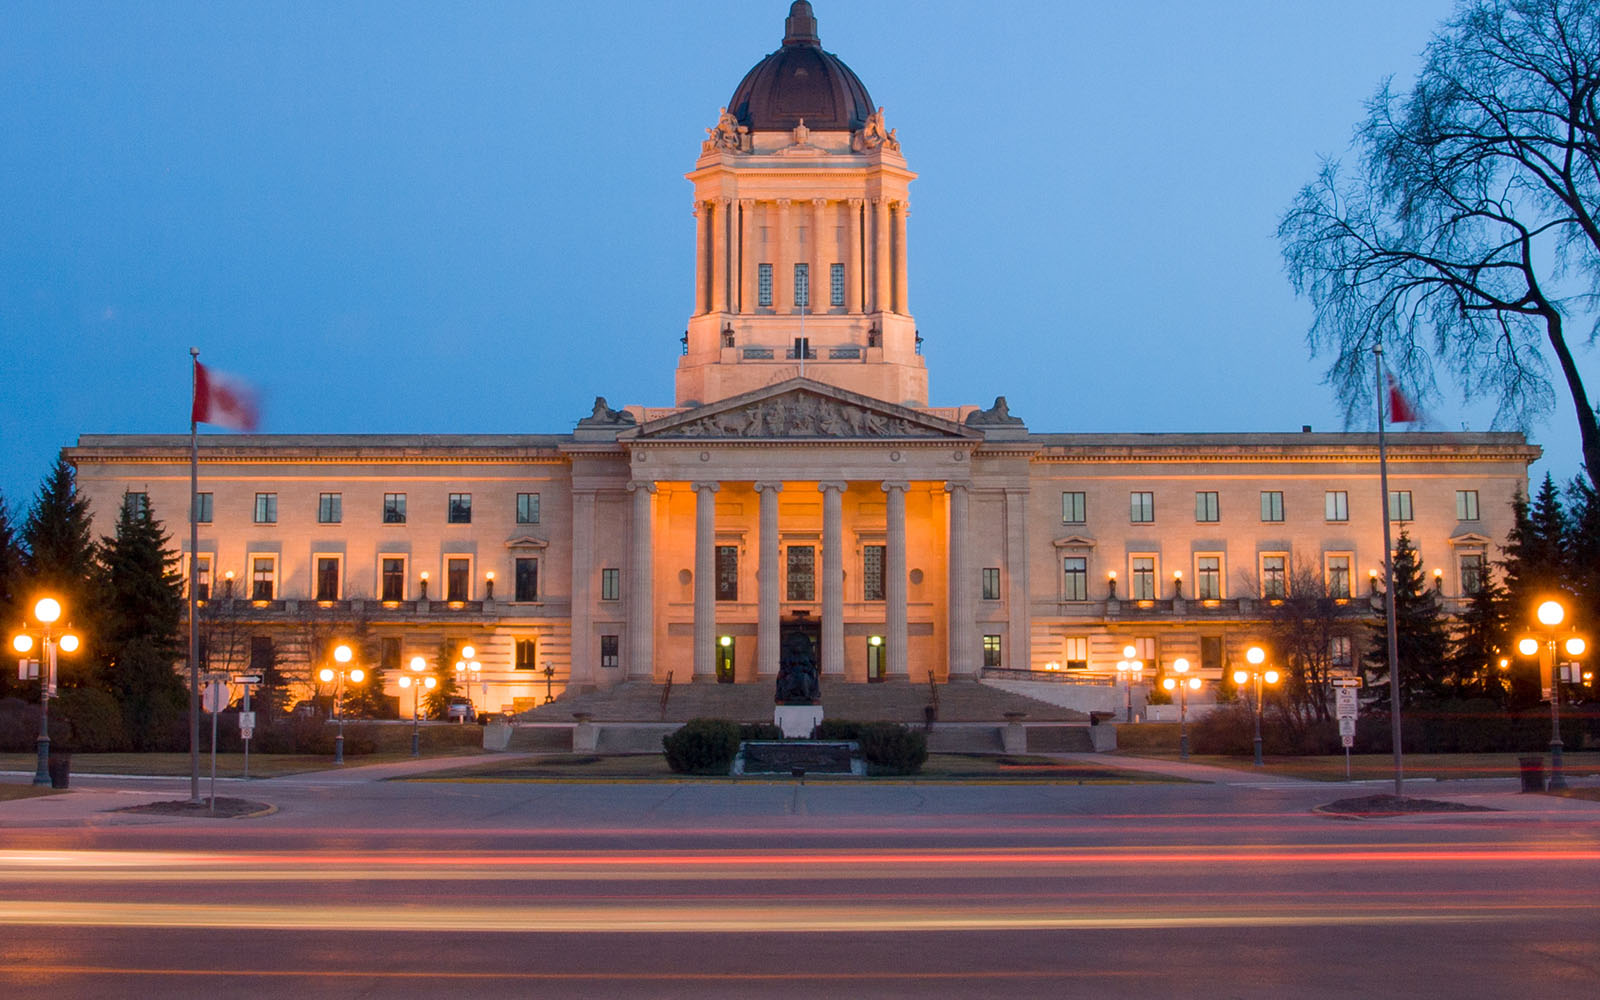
[627,481,655,679]
[776,198,792,315]
[711,197,729,314]
[693,482,719,680]
[756,481,783,676]
[883,481,909,679]
[819,481,846,676]
[693,201,708,315]
[873,197,890,313]
[893,200,909,315]
[846,198,863,314]
[1004,488,1031,672]
[570,490,596,689]
[945,482,974,677]
[738,198,756,314]
[811,198,828,313]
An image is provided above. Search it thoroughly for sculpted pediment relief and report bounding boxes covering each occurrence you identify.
[628,381,977,442]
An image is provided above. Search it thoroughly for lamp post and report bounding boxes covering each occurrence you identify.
[1516,598,1586,791]
[10,597,81,786]
[1232,645,1280,767]
[1115,645,1143,722]
[318,643,364,765]
[454,644,482,719]
[396,655,437,757]
[542,661,556,704]
[1161,656,1202,760]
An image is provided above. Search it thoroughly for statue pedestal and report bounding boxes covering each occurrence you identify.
[774,704,824,739]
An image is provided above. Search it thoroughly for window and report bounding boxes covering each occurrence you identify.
[981,567,1001,601]
[1260,491,1285,522]
[446,557,470,601]
[193,555,212,602]
[1326,554,1351,598]
[862,545,885,601]
[1195,491,1219,523]
[1261,554,1287,599]
[381,557,406,601]
[1460,553,1486,594]
[250,556,276,600]
[794,262,810,307]
[318,493,342,524]
[1130,491,1154,523]
[515,557,538,602]
[254,493,277,524]
[123,492,149,520]
[379,638,400,672]
[757,263,773,307]
[315,557,340,601]
[1064,636,1088,670]
[1325,491,1349,522]
[383,493,407,524]
[1388,490,1413,522]
[786,545,815,601]
[517,492,541,524]
[716,546,738,601]
[982,634,1002,669]
[515,639,537,670]
[1196,555,1221,600]
[1131,556,1156,600]
[193,492,213,524]
[601,567,620,601]
[1062,557,1087,601]
[600,635,620,670]
[249,635,274,677]
[1456,490,1480,521]
[448,493,472,524]
[1330,635,1353,671]
[1062,492,1086,524]
[829,262,844,306]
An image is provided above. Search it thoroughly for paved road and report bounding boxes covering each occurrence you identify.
[1,757,1597,998]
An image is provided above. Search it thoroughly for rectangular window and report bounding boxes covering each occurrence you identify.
[379,638,400,672]
[787,545,815,601]
[315,557,340,601]
[448,493,472,524]
[1460,553,1486,594]
[251,556,276,601]
[1064,636,1088,670]
[1260,491,1285,522]
[1326,554,1351,598]
[1195,491,1219,523]
[446,557,470,601]
[253,493,277,524]
[862,545,885,602]
[381,557,405,601]
[515,638,537,670]
[249,635,274,676]
[1330,635,1353,671]
[829,262,844,306]
[982,634,1002,669]
[981,567,1001,601]
[123,492,149,520]
[600,567,620,602]
[1261,555,1287,599]
[1062,557,1087,602]
[318,492,342,524]
[757,263,773,306]
[193,492,213,524]
[194,554,212,602]
[1388,490,1413,522]
[600,635,620,670]
[1196,555,1221,600]
[794,262,810,307]
[1062,491,1086,524]
[517,492,541,524]
[383,493,407,524]
[515,557,538,602]
[1130,491,1154,523]
[716,546,738,601]
[1325,490,1349,522]
[1456,490,1480,521]
[1131,556,1156,600]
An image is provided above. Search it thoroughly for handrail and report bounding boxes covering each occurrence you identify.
[660,671,673,719]
[981,667,1115,686]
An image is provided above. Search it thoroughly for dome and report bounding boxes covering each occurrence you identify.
[728,2,873,133]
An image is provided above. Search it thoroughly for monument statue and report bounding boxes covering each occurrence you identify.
[775,629,821,705]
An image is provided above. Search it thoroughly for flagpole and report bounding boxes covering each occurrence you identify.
[188,348,201,803]
[1374,344,1404,797]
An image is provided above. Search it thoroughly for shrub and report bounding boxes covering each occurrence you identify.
[54,688,128,752]
[856,721,927,775]
[739,722,782,741]
[663,717,741,774]
[813,718,863,740]
[0,698,38,752]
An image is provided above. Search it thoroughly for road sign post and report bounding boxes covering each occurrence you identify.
[1333,679,1361,779]
[233,675,260,780]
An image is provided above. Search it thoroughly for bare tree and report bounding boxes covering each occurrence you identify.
[1280,0,1600,485]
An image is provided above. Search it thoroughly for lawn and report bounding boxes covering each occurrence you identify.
[1115,749,1600,782]
[0,744,489,779]
[0,782,62,802]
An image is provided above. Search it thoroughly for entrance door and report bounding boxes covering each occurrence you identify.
[867,637,886,682]
[716,636,735,684]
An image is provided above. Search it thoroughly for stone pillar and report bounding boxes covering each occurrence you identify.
[756,481,783,676]
[711,198,729,314]
[846,198,863,314]
[693,482,719,680]
[1005,488,1031,672]
[893,200,909,315]
[694,200,708,316]
[883,481,909,679]
[776,198,792,315]
[627,481,655,679]
[570,490,596,690]
[811,198,828,312]
[873,197,890,314]
[819,481,846,676]
[738,198,756,314]
[945,482,974,677]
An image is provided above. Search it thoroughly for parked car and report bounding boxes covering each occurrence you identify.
[446,697,475,723]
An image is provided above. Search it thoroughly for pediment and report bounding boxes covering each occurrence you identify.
[624,379,980,442]
[1053,534,1097,549]
[504,535,549,550]
[1448,530,1493,547]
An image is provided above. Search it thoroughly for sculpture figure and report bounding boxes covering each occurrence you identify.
[775,629,821,705]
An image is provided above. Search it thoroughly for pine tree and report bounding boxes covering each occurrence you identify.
[1501,474,1571,622]
[1564,476,1600,640]
[0,495,23,700]
[1365,529,1450,707]
[97,494,188,749]
[20,459,101,688]
[1445,571,1510,704]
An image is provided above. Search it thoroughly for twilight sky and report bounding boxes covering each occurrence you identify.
[3,0,1593,516]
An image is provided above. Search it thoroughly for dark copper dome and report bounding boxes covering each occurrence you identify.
[728,2,874,133]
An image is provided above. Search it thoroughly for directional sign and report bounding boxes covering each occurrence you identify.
[233,674,262,685]
[202,680,229,713]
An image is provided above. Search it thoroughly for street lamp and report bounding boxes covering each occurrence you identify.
[318,643,364,765]
[10,597,81,786]
[396,654,437,757]
[1516,598,1586,791]
[1115,645,1143,722]
[1161,656,1202,760]
[1232,645,1280,767]
[454,644,482,718]
[542,661,556,704]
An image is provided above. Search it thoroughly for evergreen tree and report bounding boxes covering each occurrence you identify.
[425,640,461,719]
[20,459,101,688]
[0,495,23,700]
[1365,529,1450,706]
[1564,476,1600,640]
[97,494,188,749]
[1445,571,1510,704]
[1498,476,1572,707]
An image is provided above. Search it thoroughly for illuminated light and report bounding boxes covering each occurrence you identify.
[719,635,732,648]
[1564,636,1586,657]
[224,570,234,581]
[1369,568,1379,578]
[1246,646,1265,665]
[58,634,80,653]
[1264,670,1280,685]
[485,571,495,581]
[1498,658,1510,669]
[420,571,429,581]
[1043,661,1059,671]
[1122,645,1136,659]
[33,598,62,624]
[1432,568,1443,578]
[1187,677,1202,691]
[410,656,426,673]
[12,635,33,654]
[318,668,334,683]
[1172,657,1189,674]
[349,669,365,684]
[1107,571,1117,579]
[1232,670,1248,686]
[1173,570,1182,579]
[1162,677,1176,691]
[398,676,412,689]
[334,644,352,663]
[1517,637,1540,657]
[1536,600,1565,627]
[424,676,437,689]
[869,635,883,647]
[461,645,476,659]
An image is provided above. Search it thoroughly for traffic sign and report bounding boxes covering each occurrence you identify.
[1336,687,1359,718]
[1341,734,1355,748]
[233,674,262,685]
[1338,716,1357,737]
[238,711,256,730]
[202,680,229,713]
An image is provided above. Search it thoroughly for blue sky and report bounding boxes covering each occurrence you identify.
[3,0,1592,516]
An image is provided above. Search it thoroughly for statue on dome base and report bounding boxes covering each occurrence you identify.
[853,106,900,153]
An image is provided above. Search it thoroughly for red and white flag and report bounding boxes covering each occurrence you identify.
[1386,373,1419,424]
[191,361,261,432]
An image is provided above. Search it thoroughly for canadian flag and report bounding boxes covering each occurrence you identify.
[192,361,261,432]
[1386,373,1419,424]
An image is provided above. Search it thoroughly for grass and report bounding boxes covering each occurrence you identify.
[0,744,489,779]
[1115,749,1600,783]
[0,782,62,801]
